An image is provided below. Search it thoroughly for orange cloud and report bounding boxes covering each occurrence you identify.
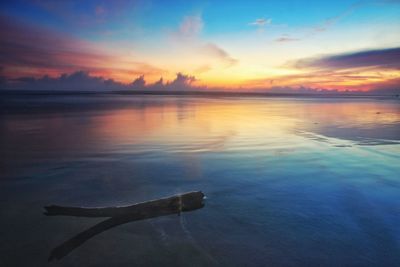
[243,47,400,91]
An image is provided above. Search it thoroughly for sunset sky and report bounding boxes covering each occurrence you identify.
[1,0,399,92]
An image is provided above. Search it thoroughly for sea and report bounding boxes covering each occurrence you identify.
[1,94,399,266]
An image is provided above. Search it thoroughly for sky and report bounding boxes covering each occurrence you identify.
[0,0,399,92]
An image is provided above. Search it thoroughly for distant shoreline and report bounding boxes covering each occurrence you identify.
[1,89,398,99]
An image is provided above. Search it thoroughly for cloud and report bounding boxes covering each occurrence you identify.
[311,16,339,33]
[0,15,97,73]
[166,72,197,90]
[276,3,362,42]
[151,77,164,89]
[201,43,238,67]
[195,65,212,73]
[248,46,400,92]
[0,15,164,82]
[5,71,123,91]
[292,47,400,70]
[2,69,398,95]
[170,14,204,41]
[178,15,204,38]
[249,18,272,27]
[368,77,400,94]
[310,3,361,34]
[131,75,146,88]
[169,14,238,71]
[275,37,300,43]
[2,71,202,91]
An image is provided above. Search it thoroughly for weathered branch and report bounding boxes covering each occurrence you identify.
[46,191,205,261]
[44,191,204,217]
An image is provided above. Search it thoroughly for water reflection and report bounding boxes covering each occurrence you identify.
[0,95,399,266]
[2,96,399,182]
[3,97,398,160]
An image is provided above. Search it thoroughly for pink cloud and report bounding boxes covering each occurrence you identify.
[0,15,164,82]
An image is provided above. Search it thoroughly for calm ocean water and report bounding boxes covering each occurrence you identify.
[0,95,399,266]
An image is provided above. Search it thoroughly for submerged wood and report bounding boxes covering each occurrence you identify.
[44,191,204,217]
[46,191,205,261]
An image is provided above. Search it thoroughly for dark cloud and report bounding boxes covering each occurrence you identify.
[292,47,400,70]
[166,73,197,90]
[1,70,398,95]
[131,75,146,88]
[5,71,123,91]
[1,71,202,91]
[266,86,340,94]
[150,78,164,89]
[365,77,400,94]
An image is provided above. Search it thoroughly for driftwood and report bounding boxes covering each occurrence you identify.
[45,191,205,261]
[44,191,205,217]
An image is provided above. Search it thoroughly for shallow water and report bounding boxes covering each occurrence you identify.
[0,95,399,266]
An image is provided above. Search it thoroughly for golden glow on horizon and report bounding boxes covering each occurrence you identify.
[1,0,399,92]
[88,98,400,151]
[2,13,399,92]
